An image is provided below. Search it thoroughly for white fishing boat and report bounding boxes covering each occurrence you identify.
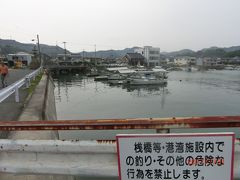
[225,66,235,70]
[108,80,124,85]
[185,66,198,72]
[127,71,167,85]
[94,75,109,81]
[129,76,167,85]
[108,74,125,80]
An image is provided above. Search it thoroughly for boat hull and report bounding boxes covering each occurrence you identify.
[94,76,109,81]
[129,79,167,85]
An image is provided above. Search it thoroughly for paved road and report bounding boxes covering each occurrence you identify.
[0,69,33,131]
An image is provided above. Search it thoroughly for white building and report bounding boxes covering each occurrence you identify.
[174,57,196,66]
[196,58,223,68]
[7,52,32,66]
[174,57,188,65]
[134,46,160,67]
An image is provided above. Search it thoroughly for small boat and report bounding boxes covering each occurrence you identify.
[166,67,183,71]
[94,75,109,81]
[108,74,125,80]
[129,76,167,85]
[185,66,198,72]
[108,80,124,85]
[87,72,99,77]
[225,66,235,70]
[87,68,99,77]
[127,72,167,85]
[186,66,192,72]
[123,69,168,85]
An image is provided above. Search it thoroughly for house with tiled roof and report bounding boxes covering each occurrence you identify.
[124,53,145,66]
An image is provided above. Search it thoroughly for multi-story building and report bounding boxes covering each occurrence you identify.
[134,46,160,67]
[196,58,224,69]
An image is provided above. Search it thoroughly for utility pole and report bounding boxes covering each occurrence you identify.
[82,49,84,61]
[37,34,42,66]
[56,41,58,58]
[63,41,67,61]
[94,44,97,66]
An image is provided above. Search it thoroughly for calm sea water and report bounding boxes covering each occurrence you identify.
[53,70,240,139]
[53,70,240,180]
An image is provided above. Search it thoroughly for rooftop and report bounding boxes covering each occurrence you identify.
[126,53,144,59]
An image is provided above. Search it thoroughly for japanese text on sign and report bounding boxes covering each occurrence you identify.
[117,133,234,180]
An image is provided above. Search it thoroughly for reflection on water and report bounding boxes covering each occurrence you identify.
[122,84,167,92]
[55,75,169,100]
[54,74,170,119]
[122,84,169,109]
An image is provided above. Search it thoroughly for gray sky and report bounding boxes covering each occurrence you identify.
[0,0,240,52]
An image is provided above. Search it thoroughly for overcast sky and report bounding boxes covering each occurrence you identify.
[0,0,239,52]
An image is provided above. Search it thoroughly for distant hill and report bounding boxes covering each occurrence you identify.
[163,49,195,57]
[164,46,240,58]
[223,46,240,52]
[194,47,225,58]
[224,50,240,58]
[78,47,138,59]
[0,39,68,56]
[1,38,240,59]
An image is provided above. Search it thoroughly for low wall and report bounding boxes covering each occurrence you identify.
[44,75,57,121]
[8,74,58,140]
[0,73,73,180]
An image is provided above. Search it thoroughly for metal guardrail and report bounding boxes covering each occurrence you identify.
[0,67,42,103]
[0,139,239,179]
[0,139,117,177]
[0,115,239,131]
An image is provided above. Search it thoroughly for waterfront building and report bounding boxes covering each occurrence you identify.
[123,53,145,66]
[134,46,160,67]
[196,57,223,69]
[173,57,188,65]
[7,52,32,66]
[174,56,196,66]
[228,57,240,65]
[187,57,197,65]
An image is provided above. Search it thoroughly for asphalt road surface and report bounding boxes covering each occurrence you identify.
[0,69,33,137]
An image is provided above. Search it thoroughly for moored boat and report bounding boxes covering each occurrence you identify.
[108,80,124,85]
[126,71,167,85]
[129,76,167,85]
[108,74,125,80]
[94,75,109,81]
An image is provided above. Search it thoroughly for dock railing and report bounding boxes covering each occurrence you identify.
[0,67,42,103]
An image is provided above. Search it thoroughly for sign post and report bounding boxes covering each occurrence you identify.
[117,133,234,180]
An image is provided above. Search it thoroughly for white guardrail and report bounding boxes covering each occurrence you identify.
[0,67,42,103]
[0,139,239,179]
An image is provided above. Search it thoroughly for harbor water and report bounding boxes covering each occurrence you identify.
[53,70,240,139]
